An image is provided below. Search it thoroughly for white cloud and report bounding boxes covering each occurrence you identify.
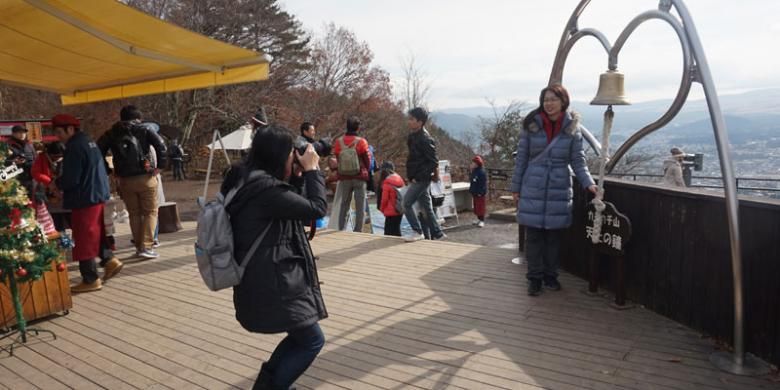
[282,0,780,109]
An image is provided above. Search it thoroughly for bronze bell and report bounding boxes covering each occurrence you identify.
[591,70,630,105]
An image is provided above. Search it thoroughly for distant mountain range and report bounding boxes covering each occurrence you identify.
[431,88,780,150]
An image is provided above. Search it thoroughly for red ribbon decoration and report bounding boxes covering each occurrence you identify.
[9,208,22,230]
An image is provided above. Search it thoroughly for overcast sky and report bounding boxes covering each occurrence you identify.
[281,0,780,110]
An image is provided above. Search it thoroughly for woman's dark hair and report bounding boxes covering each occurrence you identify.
[522,84,571,130]
[244,125,294,180]
[46,142,65,156]
[379,161,395,182]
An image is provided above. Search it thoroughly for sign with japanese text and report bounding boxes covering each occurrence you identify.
[585,201,631,256]
[431,160,456,218]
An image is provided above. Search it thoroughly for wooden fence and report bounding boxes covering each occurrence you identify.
[559,178,780,366]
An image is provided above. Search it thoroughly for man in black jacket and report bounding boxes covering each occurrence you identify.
[4,125,35,196]
[97,105,166,259]
[53,114,123,293]
[403,107,445,241]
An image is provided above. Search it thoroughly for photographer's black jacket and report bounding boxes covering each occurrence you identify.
[224,169,328,334]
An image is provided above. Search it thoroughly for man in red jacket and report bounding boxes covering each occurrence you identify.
[332,116,371,232]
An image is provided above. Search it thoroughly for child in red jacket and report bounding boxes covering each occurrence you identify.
[31,142,64,205]
[378,161,404,236]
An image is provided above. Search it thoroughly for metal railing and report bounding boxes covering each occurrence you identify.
[481,167,780,195]
[610,173,780,193]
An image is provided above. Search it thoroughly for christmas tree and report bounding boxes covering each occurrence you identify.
[0,142,61,342]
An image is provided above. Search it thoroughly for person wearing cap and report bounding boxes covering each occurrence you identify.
[663,147,686,187]
[469,155,488,228]
[53,114,123,293]
[97,105,166,259]
[403,107,445,242]
[4,125,36,195]
[377,161,405,236]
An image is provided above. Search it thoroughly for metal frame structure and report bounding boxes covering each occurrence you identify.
[548,0,770,376]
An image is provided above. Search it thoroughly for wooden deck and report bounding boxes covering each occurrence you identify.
[0,222,777,389]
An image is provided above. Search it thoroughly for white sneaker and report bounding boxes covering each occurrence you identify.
[477,221,485,228]
[472,220,480,225]
[136,249,160,259]
[432,233,448,241]
[404,233,425,242]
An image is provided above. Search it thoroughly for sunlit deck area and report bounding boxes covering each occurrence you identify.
[0,222,775,390]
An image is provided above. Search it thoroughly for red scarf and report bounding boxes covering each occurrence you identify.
[541,112,564,144]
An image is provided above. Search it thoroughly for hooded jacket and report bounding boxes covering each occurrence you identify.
[380,173,405,217]
[469,166,487,196]
[509,111,595,229]
[225,169,328,334]
[662,158,685,187]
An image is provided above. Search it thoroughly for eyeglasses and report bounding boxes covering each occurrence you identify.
[543,97,561,103]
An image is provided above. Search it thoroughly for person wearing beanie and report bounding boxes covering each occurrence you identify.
[378,161,405,236]
[469,155,488,227]
[663,147,686,187]
[53,114,123,293]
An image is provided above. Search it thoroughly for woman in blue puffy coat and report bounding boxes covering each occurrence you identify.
[510,84,597,296]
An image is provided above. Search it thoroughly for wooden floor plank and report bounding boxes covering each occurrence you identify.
[1,223,775,390]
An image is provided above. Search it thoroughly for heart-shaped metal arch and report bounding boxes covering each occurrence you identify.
[549,3,694,173]
[544,0,771,376]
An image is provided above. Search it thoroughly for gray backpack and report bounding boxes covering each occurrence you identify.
[393,186,405,214]
[195,170,270,291]
[337,137,361,176]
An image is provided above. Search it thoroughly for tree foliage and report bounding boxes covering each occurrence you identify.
[478,101,529,168]
[1,1,474,167]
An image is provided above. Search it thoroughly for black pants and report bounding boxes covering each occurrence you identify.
[172,160,185,180]
[525,227,562,281]
[384,215,402,236]
[78,240,115,283]
[78,259,100,284]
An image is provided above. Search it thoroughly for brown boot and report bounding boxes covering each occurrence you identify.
[102,257,124,282]
[71,279,102,293]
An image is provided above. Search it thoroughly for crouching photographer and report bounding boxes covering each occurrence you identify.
[221,125,328,390]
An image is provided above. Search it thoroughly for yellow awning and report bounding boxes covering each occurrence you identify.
[0,0,270,105]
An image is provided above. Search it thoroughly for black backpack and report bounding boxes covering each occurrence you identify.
[111,125,149,177]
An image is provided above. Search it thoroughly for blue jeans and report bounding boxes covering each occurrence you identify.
[525,227,561,281]
[264,323,325,389]
[403,180,442,238]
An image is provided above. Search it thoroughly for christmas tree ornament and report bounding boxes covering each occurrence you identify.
[0,142,60,354]
[56,262,66,272]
